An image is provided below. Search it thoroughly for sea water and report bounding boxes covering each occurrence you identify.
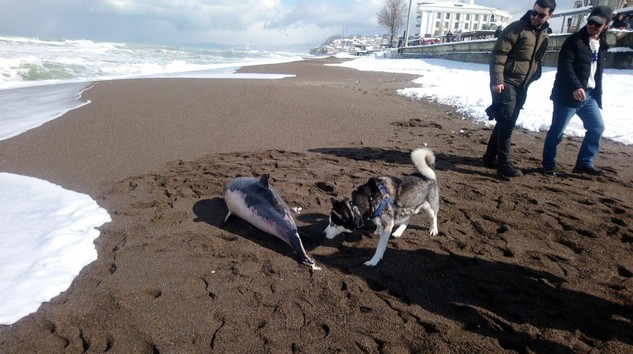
[0,35,305,140]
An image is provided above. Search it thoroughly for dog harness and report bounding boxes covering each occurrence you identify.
[371,181,395,218]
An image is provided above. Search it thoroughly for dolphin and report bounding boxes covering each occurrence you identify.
[223,175,320,270]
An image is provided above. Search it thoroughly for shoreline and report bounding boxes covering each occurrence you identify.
[1,59,633,353]
[0,58,423,195]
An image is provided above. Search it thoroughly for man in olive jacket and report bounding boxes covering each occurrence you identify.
[482,0,556,179]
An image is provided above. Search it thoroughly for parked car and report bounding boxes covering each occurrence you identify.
[419,37,440,45]
[401,36,440,46]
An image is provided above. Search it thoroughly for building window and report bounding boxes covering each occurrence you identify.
[490,15,496,23]
[464,23,469,30]
[466,14,470,21]
[474,23,478,30]
[445,13,450,20]
[482,15,487,22]
[474,14,479,21]
[454,22,459,29]
[437,12,442,19]
[456,13,460,20]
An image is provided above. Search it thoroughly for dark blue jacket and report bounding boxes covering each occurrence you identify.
[550,26,609,108]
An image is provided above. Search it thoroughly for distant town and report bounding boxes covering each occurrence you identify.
[310,0,632,57]
[309,35,392,56]
[310,0,512,56]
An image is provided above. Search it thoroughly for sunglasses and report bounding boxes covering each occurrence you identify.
[530,10,548,19]
[587,20,603,27]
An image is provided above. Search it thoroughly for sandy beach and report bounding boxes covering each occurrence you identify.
[1,58,633,353]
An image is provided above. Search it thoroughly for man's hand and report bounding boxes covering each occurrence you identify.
[491,84,505,93]
[573,88,586,102]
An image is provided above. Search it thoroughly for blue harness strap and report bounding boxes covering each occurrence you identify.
[371,182,395,218]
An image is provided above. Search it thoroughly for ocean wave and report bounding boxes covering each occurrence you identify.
[0,35,305,90]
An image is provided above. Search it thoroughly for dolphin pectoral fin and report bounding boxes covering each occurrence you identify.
[224,210,232,223]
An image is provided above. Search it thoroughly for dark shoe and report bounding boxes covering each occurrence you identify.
[482,155,498,169]
[572,165,604,176]
[542,167,557,176]
[497,163,523,178]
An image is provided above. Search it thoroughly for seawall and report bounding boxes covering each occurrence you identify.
[396,30,633,69]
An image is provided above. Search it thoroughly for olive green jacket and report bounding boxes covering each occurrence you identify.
[489,11,550,88]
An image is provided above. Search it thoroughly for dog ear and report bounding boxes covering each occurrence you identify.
[330,197,337,206]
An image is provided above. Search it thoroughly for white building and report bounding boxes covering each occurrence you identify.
[414,0,512,38]
[564,0,629,33]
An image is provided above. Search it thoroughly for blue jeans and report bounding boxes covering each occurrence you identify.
[542,90,604,170]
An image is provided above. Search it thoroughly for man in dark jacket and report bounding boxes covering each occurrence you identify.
[482,0,556,179]
[541,6,613,176]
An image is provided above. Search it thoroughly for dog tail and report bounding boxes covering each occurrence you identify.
[411,148,436,180]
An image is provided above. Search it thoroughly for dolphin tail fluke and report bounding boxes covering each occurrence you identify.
[303,259,321,271]
[287,231,320,270]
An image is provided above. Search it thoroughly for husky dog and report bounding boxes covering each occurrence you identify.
[323,148,439,266]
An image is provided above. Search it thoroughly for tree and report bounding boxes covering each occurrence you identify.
[377,0,407,48]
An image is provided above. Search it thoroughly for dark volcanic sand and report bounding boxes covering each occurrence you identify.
[1,59,632,353]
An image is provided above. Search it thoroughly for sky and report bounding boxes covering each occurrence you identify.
[1,54,631,325]
[0,0,578,49]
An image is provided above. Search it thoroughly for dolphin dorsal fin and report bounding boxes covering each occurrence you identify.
[259,174,270,188]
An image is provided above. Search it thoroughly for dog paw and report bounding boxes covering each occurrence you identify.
[429,228,438,236]
[392,225,407,237]
[364,259,380,266]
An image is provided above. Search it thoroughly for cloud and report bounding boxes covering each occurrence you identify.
[278,0,384,29]
[0,0,549,48]
[87,0,385,42]
[90,0,308,31]
[89,0,278,30]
